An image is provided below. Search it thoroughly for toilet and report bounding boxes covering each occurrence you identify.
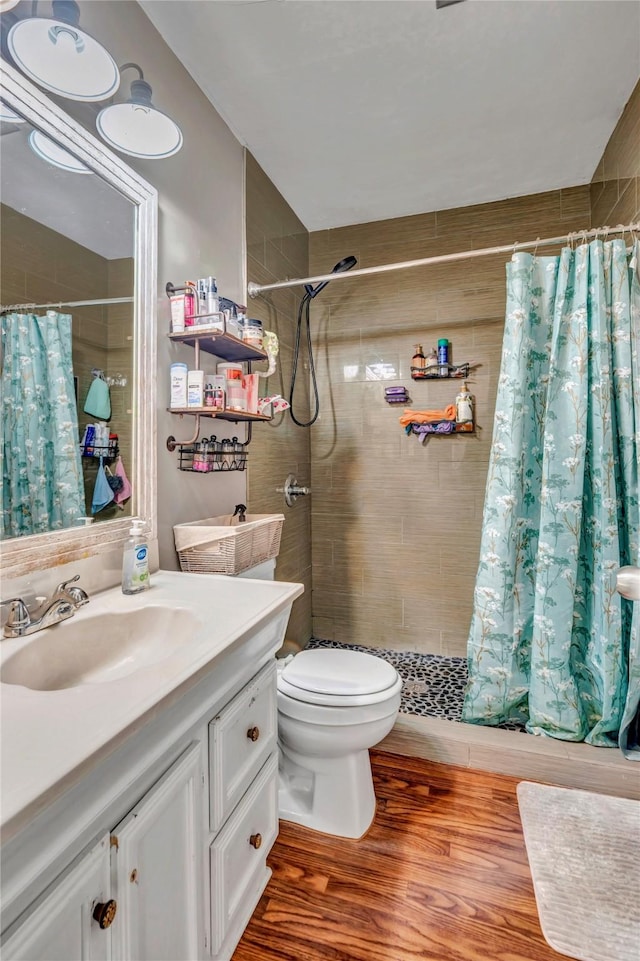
[277,648,402,839]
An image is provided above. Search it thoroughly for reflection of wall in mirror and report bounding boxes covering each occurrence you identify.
[0,203,134,522]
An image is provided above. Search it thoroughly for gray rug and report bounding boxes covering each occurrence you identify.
[517,781,640,961]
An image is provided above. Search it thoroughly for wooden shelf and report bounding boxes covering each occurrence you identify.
[167,407,272,423]
[168,329,267,363]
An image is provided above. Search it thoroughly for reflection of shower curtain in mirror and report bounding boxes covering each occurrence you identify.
[1,311,85,537]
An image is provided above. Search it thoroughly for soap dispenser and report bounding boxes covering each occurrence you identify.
[122,520,150,594]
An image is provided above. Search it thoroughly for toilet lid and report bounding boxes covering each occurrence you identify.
[280,649,398,698]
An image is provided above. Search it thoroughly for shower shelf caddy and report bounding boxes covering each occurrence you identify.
[176,438,247,474]
[165,281,271,464]
[410,362,472,380]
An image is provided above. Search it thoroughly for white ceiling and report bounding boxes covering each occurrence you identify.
[141,0,640,232]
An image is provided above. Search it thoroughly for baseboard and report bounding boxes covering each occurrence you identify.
[380,714,640,799]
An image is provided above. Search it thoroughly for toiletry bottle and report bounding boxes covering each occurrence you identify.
[426,347,438,374]
[170,362,188,409]
[455,381,474,431]
[411,344,426,380]
[184,282,196,326]
[438,339,449,376]
[187,369,205,408]
[122,520,150,595]
[206,277,218,314]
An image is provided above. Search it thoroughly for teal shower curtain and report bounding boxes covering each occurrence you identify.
[462,239,640,749]
[1,311,85,537]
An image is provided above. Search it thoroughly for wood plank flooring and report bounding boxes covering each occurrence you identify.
[233,751,562,961]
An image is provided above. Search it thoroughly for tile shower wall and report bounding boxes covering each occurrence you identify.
[590,79,640,227]
[245,153,312,644]
[308,186,592,656]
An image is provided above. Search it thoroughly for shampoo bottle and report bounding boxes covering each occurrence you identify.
[411,344,426,380]
[122,520,150,594]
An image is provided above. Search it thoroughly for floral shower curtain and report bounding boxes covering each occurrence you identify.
[462,238,640,749]
[1,311,85,537]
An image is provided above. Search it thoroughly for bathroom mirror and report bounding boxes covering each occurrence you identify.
[0,60,157,578]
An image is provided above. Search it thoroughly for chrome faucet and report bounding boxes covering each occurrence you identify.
[2,575,89,638]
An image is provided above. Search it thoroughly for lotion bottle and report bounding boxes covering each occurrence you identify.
[455,381,474,431]
[122,520,150,594]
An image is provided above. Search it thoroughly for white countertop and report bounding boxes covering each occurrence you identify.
[0,571,302,837]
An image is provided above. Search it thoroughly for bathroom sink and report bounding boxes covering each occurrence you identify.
[0,607,201,691]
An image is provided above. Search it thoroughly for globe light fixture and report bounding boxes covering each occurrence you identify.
[7,0,119,102]
[96,63,183,160]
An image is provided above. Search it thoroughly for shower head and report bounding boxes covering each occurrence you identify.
[304,255,358,299]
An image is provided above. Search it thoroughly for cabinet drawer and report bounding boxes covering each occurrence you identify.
[209,752,278,956]
[209,660,277,831]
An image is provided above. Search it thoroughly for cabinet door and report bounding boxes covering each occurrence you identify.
[209,660,277,831]
[110,742,203,961]
[209,752,278,956]
[1,834,112,961]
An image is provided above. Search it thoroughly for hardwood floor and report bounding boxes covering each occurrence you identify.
[233,751,561,961]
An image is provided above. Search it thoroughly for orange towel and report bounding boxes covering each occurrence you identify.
[399,405,456,427]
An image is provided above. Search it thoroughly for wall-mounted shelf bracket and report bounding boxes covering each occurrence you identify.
[167,414,201,452]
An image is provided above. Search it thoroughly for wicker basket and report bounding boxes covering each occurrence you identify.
[173,513,284,575]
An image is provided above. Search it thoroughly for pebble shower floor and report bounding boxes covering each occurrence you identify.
[307,639,525,732]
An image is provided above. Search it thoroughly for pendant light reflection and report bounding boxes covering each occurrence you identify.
[96,64,183,159]
[7,0,119,102]
[0,100,25,123]
[28,130,93,175]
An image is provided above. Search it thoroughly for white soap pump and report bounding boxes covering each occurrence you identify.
[122,520,150,595]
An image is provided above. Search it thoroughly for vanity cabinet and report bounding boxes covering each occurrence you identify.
[110,743,204,961]
[1,647,284,961]
[1,835,112,961]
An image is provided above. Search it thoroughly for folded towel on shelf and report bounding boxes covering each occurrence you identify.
[398,405,456,427]
[407,421,456,435]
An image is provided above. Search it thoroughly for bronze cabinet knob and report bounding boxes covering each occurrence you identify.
[247,726,260,742]
[249,833,262,849]
[93,899,117,929]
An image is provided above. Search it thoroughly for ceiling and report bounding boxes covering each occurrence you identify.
[141,0,640,232]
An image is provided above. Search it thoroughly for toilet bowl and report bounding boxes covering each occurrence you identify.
[277,648,402,839]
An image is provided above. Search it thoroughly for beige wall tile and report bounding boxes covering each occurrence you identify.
[590,79,640,227]
[308,179,600,657]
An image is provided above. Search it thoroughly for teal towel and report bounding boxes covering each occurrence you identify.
[84,376,111,420]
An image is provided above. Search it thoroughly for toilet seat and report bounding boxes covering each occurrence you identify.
[278,649,401,707]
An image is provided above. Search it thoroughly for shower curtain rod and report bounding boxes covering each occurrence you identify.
[0,296,134,314]
[247,221,640,298]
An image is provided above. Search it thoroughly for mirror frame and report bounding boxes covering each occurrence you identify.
[0,61,157,578]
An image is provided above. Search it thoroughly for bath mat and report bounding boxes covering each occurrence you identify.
[517,781,640,961]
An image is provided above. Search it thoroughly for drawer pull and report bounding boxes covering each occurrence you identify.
[93,899,117,929]
[247,726,260,742]
[249,833,262,850]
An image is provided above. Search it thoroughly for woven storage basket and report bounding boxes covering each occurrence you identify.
[173,514,284,575]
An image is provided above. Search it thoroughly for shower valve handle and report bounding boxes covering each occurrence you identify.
[277,474,311,507]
